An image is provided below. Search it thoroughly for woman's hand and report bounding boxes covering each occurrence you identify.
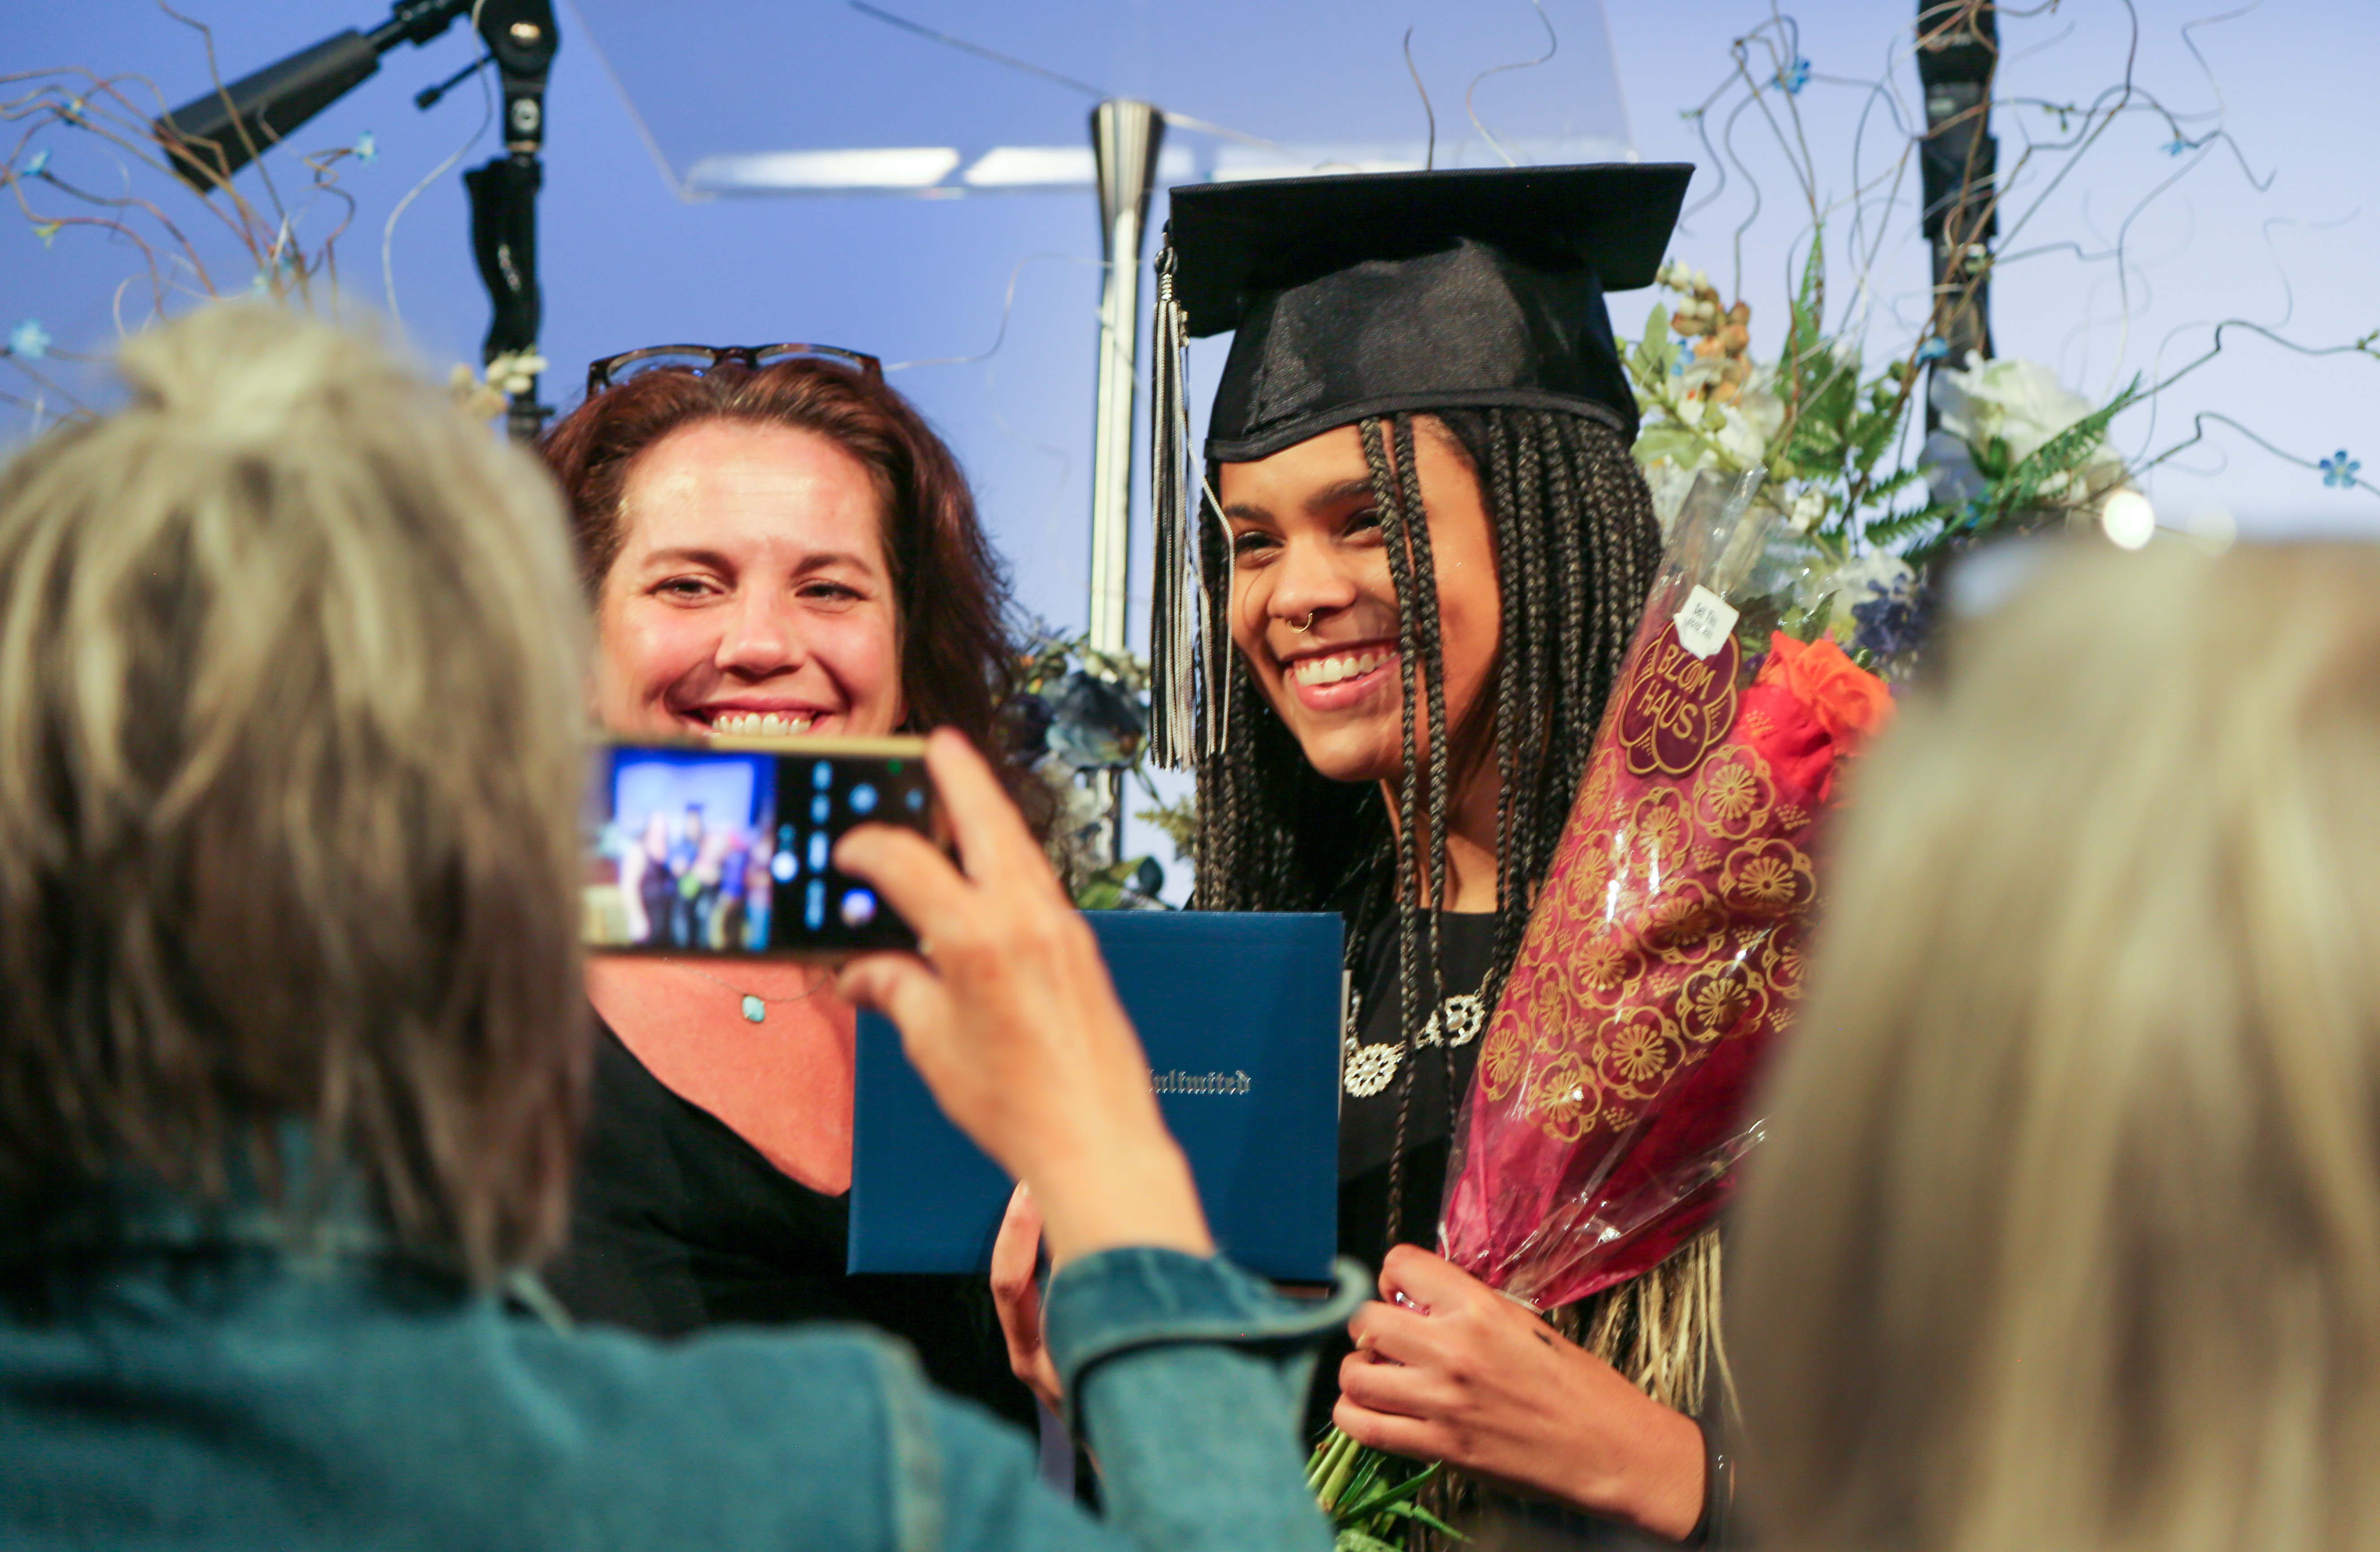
[1334,1246,1706,1543]
[990,1183,1064,1412]
[834,730,1211,1269]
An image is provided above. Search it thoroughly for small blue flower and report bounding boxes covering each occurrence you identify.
[2161,137,2192,157]
[7,319,50,360]
[2321,449,2362,489]
[1851,574,1936,660]
[20,148,48,179]
[1776,57,1811,94]
[353,131,376,163]
[1915,336,1950,363]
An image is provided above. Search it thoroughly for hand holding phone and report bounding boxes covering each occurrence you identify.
[584,736,938,958]
[833,730,1213,1270]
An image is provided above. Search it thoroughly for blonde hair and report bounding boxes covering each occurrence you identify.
[1732,539,2380,1552]
[0,305,591,1284]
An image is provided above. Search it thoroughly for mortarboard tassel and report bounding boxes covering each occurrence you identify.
[1199,465,1230,761]
[1148,242,1202,768]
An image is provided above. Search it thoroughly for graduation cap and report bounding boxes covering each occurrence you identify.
[1169,162,1691,459]
[1144,162,1695,765]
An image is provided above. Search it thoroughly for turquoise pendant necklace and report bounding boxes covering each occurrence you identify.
[678,962,829,1024]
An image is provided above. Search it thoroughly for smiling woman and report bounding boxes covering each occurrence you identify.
[1131,165,1722,1544]
[595,418,907,743]
[533,352,1043,1429]
[1220,420,1503,819]
[544,352,1018,752]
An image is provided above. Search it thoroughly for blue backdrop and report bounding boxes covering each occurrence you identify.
[8,1,2376,883]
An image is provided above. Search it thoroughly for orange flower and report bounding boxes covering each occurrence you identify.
[1756,631,1895,746]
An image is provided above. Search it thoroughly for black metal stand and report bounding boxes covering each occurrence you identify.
[153,0,559,444]
[1917,0,1997,421]
[463,0,558,442]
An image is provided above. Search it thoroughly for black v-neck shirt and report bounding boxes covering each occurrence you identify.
[544,1017,1032,1429]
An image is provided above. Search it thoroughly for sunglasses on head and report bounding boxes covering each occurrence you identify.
[585,343,883,397]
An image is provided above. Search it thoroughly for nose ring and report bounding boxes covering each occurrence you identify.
[1290,612,1316,633]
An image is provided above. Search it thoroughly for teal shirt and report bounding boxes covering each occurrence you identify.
[0,1234,1363,1550]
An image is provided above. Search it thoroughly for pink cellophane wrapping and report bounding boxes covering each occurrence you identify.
[1437,526,1877,1309]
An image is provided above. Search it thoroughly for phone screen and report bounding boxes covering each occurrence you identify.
[583,737,935,957]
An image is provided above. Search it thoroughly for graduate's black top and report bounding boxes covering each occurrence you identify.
[1327,913,1715,1548]
[1308,910,1497,1443]
[544,1017,1033,1430]
[1337,909,1499,1272]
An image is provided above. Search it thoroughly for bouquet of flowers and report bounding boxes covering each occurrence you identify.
[1623,246,2144,688]
[1439,469,1891,1308]
[1310,472,1892,1546]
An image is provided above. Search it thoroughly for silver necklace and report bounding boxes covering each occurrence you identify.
[675,961,830,1024]
[1341,984,1487,1099]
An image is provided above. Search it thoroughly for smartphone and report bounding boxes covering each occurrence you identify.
[583,735,937,957]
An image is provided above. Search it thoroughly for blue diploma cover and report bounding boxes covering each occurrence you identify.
[849,911,1343,1281]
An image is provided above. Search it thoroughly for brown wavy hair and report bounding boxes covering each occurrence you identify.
[539,359,1039,824]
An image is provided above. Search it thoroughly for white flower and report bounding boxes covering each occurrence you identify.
[1834,550,1914,600]
[1930,354,2131,507]
[1712,407,1764,465]
[1786,488,1828,534]
[447,363,508,421]
[1931,354,2097,467]
[1711,385,1785,466]
[483,350,549,398]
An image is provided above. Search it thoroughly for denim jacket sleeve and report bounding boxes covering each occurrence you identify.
[1036,1248,1369,1552]
[796,1248,1365,1552]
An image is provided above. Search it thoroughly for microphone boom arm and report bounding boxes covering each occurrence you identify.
[152,0,562,444]
[153,0,476,189]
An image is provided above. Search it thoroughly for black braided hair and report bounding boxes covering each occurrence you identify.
[1191,407,1663,1245]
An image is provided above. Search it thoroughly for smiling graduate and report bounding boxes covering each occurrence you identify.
[1127,162,1726,1543]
